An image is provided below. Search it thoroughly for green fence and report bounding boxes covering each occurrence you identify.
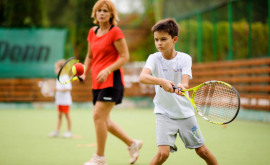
[155,0,269,63]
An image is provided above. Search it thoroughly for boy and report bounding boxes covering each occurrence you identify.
[139,18,219,165]
[48,59,73,138]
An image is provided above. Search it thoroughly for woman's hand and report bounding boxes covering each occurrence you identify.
[79,74,87,83]
[96,69,110,83]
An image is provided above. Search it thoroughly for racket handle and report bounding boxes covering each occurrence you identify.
[160,85,181,91]
[172,86,181,91]
[78,77,83,82]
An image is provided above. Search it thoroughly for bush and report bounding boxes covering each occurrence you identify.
[178,19,268,62]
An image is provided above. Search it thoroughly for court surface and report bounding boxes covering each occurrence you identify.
[0,108,270,165]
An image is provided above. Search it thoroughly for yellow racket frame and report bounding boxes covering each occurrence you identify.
[175,80,240,125]
[57,57,83,84]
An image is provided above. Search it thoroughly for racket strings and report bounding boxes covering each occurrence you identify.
[40,79,55,97]
[59,59,77,83]
[194,82,239,123]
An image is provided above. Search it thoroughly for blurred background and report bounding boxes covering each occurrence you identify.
[0,0,269,116]
[0,0,270,165]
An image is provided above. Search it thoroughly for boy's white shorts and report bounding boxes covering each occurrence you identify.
[155,113,205,152]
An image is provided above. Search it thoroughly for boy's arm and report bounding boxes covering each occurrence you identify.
[139,68,175,93]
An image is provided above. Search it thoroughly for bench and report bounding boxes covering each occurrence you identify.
[191,57,270,111]
[1,57,269,111]
[0,76,93,102]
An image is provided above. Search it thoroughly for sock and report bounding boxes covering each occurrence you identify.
[94,154,105,159]
[128,141,135,148]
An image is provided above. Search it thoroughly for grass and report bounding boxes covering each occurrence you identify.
[0,108,270,165]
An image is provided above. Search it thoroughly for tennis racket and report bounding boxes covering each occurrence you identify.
[173,80,240,125]
[38,79,55,99]
[57,57,83,84]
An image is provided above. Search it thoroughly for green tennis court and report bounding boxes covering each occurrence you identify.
[0,108,269,165]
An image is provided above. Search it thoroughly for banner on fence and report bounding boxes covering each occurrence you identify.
[0,28,67,78]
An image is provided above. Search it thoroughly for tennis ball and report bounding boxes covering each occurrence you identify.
[72,63,85,76]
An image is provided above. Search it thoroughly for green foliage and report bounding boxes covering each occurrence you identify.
[0,0,6,26]
[178,20,268,62]
[252,22,269,57]
[0,0,95,62]
[73,27,92,62]
[42,0,77,27]
[0,0,268,62]
[41,0,95,61]
[4,0,43,27]
[128,4,158,61]
[73,0,96,62]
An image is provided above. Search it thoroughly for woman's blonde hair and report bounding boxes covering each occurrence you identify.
[91,0,119,26]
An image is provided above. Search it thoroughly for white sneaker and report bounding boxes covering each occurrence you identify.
[48,131,60,137]
[63,131,72,138]
[83,154,108,165]
[128,140,143,164]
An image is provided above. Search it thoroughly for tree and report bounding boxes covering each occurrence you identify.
[4,0,43,27]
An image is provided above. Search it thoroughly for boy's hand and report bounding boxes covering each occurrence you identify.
[160,80,175,93]
[175,83,186,96]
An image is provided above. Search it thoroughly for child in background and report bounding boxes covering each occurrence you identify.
[48,59,73,138]
[139,18,218,165]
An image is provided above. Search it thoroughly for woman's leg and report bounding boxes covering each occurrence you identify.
[106,115,133,146]
[93,101,115,156]
[106,110,142,164]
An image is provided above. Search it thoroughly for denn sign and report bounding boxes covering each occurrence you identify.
[0,29,67,78]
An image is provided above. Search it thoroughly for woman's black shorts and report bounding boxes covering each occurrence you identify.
[92,69,124,105]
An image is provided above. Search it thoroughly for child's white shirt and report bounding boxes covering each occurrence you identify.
[55,75,72,105]
[144,52,194,119]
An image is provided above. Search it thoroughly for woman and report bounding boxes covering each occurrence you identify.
[81,1,142,165]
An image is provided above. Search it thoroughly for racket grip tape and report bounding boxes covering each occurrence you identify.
[172,86,181,91]
[78,77,83,82]
[160,85,181,91]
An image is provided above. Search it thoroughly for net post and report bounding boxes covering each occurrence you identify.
[268,0,270,57]
[248,0,252,59]
[212,9,217,61]
[197,12,202,63]
[228,1,233,60]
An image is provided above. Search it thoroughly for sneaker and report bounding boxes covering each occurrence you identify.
[128,140,143,164]
[48,130,60,137]
[83,154,108,165]
[63,131,73,138]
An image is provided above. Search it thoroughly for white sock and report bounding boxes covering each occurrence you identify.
[128,141,135,148]
[94,154,105,159]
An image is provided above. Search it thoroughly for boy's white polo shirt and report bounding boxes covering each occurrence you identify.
[144,52,194,119]
[55,75,72,105]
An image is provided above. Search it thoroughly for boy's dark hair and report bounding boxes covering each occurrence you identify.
[151,18,179,38]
